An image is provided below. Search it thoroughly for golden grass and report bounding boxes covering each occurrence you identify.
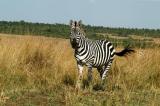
[0,34,160,105]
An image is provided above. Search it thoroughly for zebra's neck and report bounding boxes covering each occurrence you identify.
[75,36,88,54]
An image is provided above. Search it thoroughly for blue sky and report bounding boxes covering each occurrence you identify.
[0,0,160,29]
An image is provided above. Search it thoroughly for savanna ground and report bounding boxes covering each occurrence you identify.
[0,34,160,106]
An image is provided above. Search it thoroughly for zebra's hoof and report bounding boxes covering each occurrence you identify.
[93,83,105,91]
[82,79,89,88]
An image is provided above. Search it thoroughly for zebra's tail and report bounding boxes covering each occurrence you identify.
[115,47,135,57]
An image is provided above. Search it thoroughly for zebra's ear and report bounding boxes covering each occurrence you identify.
[70,20,73,26]
[78,20,82,27]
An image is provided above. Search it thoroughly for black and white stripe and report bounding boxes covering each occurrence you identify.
[70,20,134,82]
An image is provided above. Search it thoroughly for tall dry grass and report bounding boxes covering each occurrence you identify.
[0,34,160,105]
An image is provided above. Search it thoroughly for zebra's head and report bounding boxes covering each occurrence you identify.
[69,20,85,48]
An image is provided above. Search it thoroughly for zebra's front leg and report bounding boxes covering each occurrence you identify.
[87,66,93,90]
[87,66,93,82]
[76,64,83,89]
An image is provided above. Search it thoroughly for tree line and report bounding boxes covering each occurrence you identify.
[0,20,160,38]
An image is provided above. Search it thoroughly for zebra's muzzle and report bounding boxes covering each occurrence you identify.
[70,39,77,49]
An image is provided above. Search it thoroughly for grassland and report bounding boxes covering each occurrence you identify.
[0,34,160,106]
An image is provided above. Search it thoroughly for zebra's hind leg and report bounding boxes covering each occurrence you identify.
[101,60,113,84]
[92,67,105,91]
[94,60,112,91]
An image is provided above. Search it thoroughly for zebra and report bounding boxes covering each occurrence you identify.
[69,20,134,88]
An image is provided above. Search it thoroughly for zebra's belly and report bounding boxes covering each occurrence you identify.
[93,61,106,67]
[93,56,110,67]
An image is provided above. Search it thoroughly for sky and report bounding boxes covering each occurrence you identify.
[0,0,160,29]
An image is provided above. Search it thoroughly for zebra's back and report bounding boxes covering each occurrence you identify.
[91,40,115,67]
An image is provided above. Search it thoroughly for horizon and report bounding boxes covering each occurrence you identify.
[0,0,160,29]
[1,20,160,30]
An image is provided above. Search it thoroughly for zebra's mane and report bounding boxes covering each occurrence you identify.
[78,27,86,37]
